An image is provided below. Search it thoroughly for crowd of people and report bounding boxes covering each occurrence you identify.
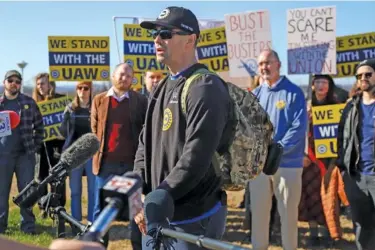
[1,5,375,250]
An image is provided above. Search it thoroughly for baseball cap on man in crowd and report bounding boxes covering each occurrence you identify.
[356,59,375,72]
[140,6,200,37]
[4,70,22,81]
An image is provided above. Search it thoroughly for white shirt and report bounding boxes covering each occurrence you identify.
[106,87,129,102]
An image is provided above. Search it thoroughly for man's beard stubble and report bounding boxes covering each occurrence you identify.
[6,87,19,96]
[360,80,375,97]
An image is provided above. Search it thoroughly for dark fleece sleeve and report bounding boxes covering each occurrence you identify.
[157,74,230,201]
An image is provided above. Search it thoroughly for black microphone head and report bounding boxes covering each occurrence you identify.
[60,133,100,171]
[144,189,174,232]
[122,172,142,181]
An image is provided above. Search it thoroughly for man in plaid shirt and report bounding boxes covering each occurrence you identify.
[0,70,44,234]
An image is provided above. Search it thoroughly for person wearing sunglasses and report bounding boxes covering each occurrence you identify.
[134,6,231,250]
[0,70,44,235]
[59,81,95,232]
[337,58,375,250]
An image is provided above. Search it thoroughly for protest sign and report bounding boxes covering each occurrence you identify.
[336,32,375,78]
[48,36,110,81]
[38,96,73,141]
[197,26,229,72]
[0,112,11,138]
[311,103,345,158]
[287,6,336,75]
[123,24,168,90]
[224,10,272,77]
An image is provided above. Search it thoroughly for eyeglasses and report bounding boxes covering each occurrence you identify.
[77,86,89,91]
[356,72,373,80]
[7,79,21,84]
[151,29,191,40]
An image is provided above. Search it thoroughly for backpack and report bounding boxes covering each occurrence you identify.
[181,68,274,188]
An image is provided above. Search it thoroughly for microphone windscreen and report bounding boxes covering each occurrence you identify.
[144,189,174,232]
[60,133,100,171]
[0,110,20,129]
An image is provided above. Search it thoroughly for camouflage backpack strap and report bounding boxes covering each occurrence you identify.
[181,68,217,115]
[181,68,222,178]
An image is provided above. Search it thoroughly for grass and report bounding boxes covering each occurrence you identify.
[6,178,357,250]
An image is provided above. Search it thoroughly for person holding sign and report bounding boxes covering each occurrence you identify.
[251,49,307,250]
[0,70,44,234]
[32,73,67,212]
[60,81,95,229]
[301,75,349,247]
[337,59,375,250]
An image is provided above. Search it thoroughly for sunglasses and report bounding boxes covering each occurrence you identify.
[356,72,373,80]
[7,78,21,84]
[151,29,191,40]
[77,86,89,91]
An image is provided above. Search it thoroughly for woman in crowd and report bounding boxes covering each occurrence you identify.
[300,74,349,247]
[60,81,95,227]
[32,73,66,210]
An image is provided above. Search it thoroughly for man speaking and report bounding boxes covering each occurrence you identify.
[133,6,231,250]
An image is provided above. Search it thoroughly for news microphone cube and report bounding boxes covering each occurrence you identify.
[100,175,142,221]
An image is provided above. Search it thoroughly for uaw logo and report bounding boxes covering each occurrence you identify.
[0,113,11,137]
[238,59,258,76]
[276,100,286,110]
[158,8,170,19]
[162,108,173,131]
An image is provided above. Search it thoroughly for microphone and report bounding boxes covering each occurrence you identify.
[80,172,143,243]
[13,133,100,208]
[144,189,250,250]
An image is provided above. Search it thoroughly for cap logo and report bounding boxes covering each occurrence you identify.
[158,9,170,19]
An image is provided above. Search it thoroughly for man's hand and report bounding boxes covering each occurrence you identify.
[134,208,147,235]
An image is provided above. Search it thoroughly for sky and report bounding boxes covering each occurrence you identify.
[0,0,374,87]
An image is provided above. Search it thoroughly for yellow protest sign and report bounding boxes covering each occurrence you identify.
[335,32,375,78]
[123,24,168,90]
[311,103,345,158]
[197,26,229,72]
[48,36,110,81]
[38,96,73,141]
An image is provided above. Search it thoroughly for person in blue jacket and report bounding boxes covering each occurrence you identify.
[250,49,307,250]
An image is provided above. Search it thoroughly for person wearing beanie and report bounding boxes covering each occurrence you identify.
[337,58,375,250]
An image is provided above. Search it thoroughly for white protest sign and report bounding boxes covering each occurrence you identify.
[0,112,12,137]
[287,6,336,75]
[224,10,272,77]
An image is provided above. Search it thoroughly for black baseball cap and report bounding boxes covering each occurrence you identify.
[356,59,375,72]
[4,70,22,81]
[140,6,200,36]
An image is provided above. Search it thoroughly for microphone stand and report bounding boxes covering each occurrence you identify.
[158,227,251,250]
[54,206,92,237]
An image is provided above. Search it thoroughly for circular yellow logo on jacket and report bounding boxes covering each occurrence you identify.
[276,100,286,109]
[162,108,173,131]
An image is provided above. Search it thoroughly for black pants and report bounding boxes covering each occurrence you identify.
[343,171,375,250]
[37,140,66,207]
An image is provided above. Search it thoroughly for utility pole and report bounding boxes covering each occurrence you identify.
[17,60,28,93]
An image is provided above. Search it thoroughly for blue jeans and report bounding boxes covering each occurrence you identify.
[93,163,134,221]
[69,158,95,222]
[92,163,139,248]
[0,153,36,233]
[142,205,228,250]
[343,172,375,250]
